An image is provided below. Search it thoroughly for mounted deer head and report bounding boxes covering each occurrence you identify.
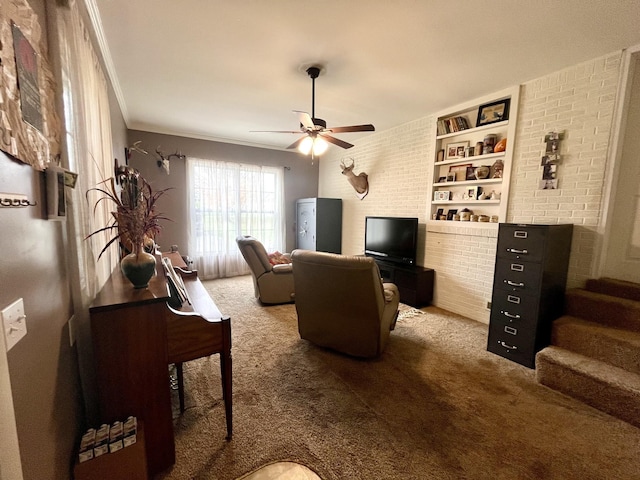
[340,158,369,200]
[155,146,186,175]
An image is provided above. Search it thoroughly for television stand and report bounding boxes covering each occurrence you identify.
[373,260,434,308]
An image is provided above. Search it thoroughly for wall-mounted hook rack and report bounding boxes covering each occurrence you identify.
[0,193,37,208]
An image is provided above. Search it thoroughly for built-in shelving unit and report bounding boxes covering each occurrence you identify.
[427,86,520,226]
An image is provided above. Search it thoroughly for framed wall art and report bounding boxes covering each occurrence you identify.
[0,0,61,170]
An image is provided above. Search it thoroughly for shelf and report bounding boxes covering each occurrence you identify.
[436,120,509,140]
[433,178,502,187]
[432,199,501,205]
[434,152,505,167]
[428,86,520,229]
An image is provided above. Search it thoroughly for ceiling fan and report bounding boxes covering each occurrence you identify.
[253,65,375,156]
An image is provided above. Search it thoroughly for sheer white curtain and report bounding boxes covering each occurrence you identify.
[57,0,116,419]
[186,157,285,279]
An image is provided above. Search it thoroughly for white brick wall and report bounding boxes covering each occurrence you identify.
[510,51,622,288]
[319,51,623,323]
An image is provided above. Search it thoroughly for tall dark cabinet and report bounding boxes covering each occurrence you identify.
[487,223,573,368]
[296,198,342,253]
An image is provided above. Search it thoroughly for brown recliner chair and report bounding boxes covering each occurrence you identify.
[236,235,295,305]
[291,249,400,358]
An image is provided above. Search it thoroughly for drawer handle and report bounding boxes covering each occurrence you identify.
[499,341,518,350]
[511,263,524,272]
[514,231,528,239]
[502,310,520,319]
[506,280,525,287]
[507,248,528,255]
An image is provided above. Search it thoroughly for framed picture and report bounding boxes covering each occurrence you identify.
[434,190,450,201]
[464,186,478,200]
[541,153,561,165]
[540,179,558,190]
[542,163,557,180]
[437,176,447,183]
[465,166,476,180]
[449,163,472,181]
[436,208,444,217]
[476,98,511,126]
[445,141,469,160]
[445,173,456,183]
[446,209,458,220]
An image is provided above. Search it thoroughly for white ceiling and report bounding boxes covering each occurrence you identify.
[88,0,640,152]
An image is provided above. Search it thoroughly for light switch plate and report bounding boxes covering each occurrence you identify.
[2,298,27,351]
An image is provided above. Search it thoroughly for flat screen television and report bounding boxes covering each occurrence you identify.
[364,216,418,266]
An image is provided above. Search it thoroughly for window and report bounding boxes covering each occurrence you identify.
[187,157,285,279]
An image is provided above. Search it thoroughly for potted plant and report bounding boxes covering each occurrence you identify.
[86,167,171,288]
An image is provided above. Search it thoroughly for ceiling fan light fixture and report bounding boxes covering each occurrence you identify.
[298,135,328,156]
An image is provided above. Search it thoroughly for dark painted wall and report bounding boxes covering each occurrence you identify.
[127,130,319,254]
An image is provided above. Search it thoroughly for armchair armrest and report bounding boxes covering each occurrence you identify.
[382,283,399,303]
[272,263,293,274]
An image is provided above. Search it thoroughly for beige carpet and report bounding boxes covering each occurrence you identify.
[158,275,640,480]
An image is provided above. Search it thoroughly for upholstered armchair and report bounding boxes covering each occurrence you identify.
[236,235,295,305]
[291,250,400,358]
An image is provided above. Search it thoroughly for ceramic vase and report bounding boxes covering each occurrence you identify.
[120,246,157,289]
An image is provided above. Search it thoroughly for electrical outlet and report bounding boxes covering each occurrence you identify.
[2,298,27,351]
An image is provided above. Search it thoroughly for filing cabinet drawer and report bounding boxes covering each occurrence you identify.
[493,259,543,295]
[490,290,540,326]
[497,225,548,263]
[487,322,536,368]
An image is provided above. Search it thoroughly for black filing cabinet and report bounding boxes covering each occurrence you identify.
[487,223,573,368]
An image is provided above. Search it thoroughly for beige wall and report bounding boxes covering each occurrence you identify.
[0,1,129,478]
[319,51,624,323]
[127,130,318,254]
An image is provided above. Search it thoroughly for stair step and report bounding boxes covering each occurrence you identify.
[552,316,640,375]
[586,277,640,302]
[536,346,640,428]
[564,289,640,333]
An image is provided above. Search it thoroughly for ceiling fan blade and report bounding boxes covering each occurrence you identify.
[286,136,307,150]
[326,124,376,133]
[293,110,314,130]
[319,133,354,149]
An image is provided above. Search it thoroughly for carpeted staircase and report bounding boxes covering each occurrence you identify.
[536,277,640,428]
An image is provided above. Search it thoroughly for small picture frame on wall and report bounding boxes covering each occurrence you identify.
[477,98,511,126]
[445,141,469,160]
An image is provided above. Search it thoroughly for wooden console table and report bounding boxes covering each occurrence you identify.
[89,260,232,477]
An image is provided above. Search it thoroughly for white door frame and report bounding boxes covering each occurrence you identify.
[594,44,640,279]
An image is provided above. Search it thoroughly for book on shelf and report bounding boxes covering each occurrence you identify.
[437,116,470,135]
